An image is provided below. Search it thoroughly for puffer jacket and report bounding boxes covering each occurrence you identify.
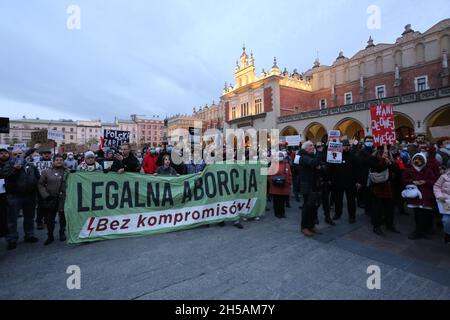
[434,171,450,200]
[38,167,69,212]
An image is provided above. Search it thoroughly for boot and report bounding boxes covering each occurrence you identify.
[59,230,66,242]
[45,224,54,246]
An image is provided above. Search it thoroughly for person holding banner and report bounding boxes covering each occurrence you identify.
[402,153,437,240]
[110,143,140,173]
[155,154,179,176]
[268,151,292,219]
[433,160,450,244]
[38,154,69,245]
[77,151,103,172]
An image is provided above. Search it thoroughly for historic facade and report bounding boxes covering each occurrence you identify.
[222,20,450,144]
[131,115,165,148]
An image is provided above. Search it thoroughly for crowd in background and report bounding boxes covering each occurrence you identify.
[0,134,449,251]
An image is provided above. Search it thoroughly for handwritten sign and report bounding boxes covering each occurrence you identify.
[370,104,396,147]
[47,130,65,141]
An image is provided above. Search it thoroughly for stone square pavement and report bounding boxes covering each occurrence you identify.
[0,198,449,300]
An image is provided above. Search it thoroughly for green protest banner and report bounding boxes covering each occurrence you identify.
[65,163,267,244]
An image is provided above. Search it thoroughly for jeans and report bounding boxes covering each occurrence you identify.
[35,193,44,225]
[6,194,36,242]
[43,204,66,236]
[442,215,450,235]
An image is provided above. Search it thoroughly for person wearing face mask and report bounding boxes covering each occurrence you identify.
[268,151,292,219]
[142,148,159,174]
[435,137,450,166]
[330,139,359,224]
[433,160,450,244]
[356,136,375,216]
[77,151,103,172]
[64,152,78,171]
[403,153,437,240]
[368,145,400,236]
[38,154,69,245]
[315,142,335,226]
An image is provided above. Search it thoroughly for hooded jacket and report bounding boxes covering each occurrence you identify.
[402,153,437,209]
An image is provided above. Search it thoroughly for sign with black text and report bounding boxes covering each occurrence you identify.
[103,130,130,148]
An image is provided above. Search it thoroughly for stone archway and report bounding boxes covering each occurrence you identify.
[395,112,416,143]
[280,126,299,137]
[334,118,365,141]
[304,122,327,143]
[425,104,450,138]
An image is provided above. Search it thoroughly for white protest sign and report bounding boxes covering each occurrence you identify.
[13,143,27,150]
[328,130,341,142]
[48,130,65,141]
[327,142,343,164]
[285,135,301,147]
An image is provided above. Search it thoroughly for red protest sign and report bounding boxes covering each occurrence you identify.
[370,104,396,147]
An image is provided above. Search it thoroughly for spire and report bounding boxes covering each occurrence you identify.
[272,57,278,68]
[366,36,375,49]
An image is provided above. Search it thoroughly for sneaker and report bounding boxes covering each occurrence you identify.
[242,218,248,222]
[7,242,17,250]
[254,217,261,221]
[24,236,39,243]
[233,223,244,229]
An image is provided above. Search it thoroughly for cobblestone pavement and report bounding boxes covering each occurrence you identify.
[0,199,449,300]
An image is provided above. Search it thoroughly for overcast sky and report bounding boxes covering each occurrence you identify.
[1,0,449,122]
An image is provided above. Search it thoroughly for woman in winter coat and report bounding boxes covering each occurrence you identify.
[38,154,69,245]
[402,153,437,240]
[433,160,450,244]
[368,146,401,236]
[268,151,292,218]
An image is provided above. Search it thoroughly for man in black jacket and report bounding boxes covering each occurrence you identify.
[110,143,141,173]
[1,155,40,250]
[330,139,360,224]
[356,136,375,215]
[298,141,322,237]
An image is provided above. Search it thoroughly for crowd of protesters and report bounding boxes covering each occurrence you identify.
[268,135,450,244]
[0,134,449,251]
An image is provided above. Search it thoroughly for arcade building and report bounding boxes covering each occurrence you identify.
[222,19,450,145]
